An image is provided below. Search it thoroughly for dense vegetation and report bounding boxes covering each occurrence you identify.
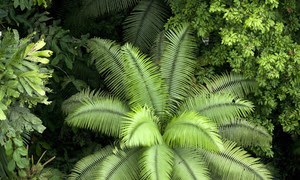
[0,0,299,179]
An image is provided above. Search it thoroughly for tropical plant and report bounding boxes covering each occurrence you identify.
[62,0,170,52]
[62,24,272,179]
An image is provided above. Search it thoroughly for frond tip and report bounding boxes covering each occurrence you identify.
[200,141,272,180]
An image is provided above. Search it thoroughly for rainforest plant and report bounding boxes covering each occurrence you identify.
[62,24,272,179]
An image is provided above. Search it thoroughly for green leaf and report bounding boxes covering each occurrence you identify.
[13,137,23,147]
[17,147,27,156]
[163,111,223,152]
[13,151,21,162]
[18,170,27,177]
[7,160,16,172]
[0,109,6,120]
[139,144,174,180]
[121,106,163,147]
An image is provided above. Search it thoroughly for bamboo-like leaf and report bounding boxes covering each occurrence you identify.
[65,96,129,137]
[122,43,166,115]
[87,38,127,97]
[97,148,141,180]
[163,111,223,151]
[160,24,196,113]
[139,144,173,180]
[180,93,254,124]
[68,146,114,180]
[172,148,210,180]
[203,73,258,97]
[219,120,272,147]
[199,141,272,180]
[121,106,163,147]
[123,0,169,53]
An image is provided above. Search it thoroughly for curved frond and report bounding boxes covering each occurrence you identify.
[219,120,272,147]
[62,89,104,115]
[163,111,223,151]
[97,148,141,180]
[87,38,127,97]
[203,73,258,97]
[200,141,272,180]
[65,96,129,137]
[124,0,169,53]
[150,30,166,64]
[122,43,166,115]
[68,146,114,180]
[180,93,254,124]
[172,148,209,180]
[81,0,140,17]
[160,24,196,113]
[121,106,163,147]
[140,144,173,180]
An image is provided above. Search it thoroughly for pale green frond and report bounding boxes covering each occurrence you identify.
[172,148,210,180]
[160,24,196,113]
[163,111,223,152]
[121,106,163,147]
[82,0,140,17]
[203,73,258,97]
[87,38,127,97]
[61,89,104,115]
[65,96,129,137]
[122,43,166,115]
[123,0,169,53]
[150,30,166,64]
[180,93,254,124]
[68,146,114,180]
[139,144,174,180]
[97,148,141,180]
[200,141,272,180]
[219,120,272,147]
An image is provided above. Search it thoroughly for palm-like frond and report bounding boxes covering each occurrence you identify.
[203,73,258,97]
[81,0,140,17]
[122,43,166,114]
[121,107,163,147]
[150,30,166,64]
[87,38,127,97]
[180,93,254,124]
[65,96,129,137]
[97,148,141,180]
[140,144,173,180]
[61,89,104,115]
[200,141,272,180]
[219,120,272,147]
[123,0,169,53]
[68,146,114,180]
[172,148,210,180]
[163,111,223,152]
[160,24,196,112]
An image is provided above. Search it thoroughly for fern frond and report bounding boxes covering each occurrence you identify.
[68,146,114,180]
[121,106,163,147]
[123,0,169,53]
[219,120,272,147]
[172,148,210,180]
[97,148,141,180]
[163,111,223,151]
[65,96,129,137]
[87,38,127,97]
[139,144,174,180]
[150,30,166,64]
[81,0,140,17]
[203,73,258,97]
[61,89,104,115]
[200,141,272,180]
[122,43,166,115]
[160,24,196,113]
[180,93,254,124]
